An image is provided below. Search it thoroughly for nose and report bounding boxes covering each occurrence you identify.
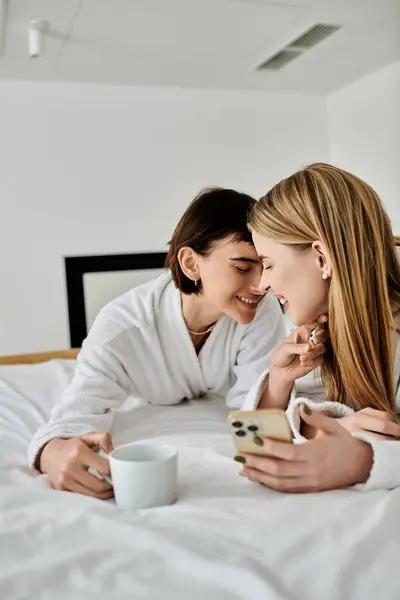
[249,265,266,296]
[257,270,271,295]
[249,283,265,296]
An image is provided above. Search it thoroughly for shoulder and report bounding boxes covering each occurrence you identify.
[83,272,173,348]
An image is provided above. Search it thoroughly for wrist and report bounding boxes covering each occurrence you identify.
[268,370,294,395]
[38,438,67,474]
[259,373,293,410]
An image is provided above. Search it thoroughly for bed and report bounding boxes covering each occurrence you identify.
[0,255,399,600]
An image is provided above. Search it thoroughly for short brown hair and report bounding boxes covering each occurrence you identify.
[166,187,255,294]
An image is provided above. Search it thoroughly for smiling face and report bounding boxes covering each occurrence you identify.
[252,231,330,326]
[196,237,265,324]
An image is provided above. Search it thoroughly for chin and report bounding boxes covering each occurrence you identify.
[289,310,322,327]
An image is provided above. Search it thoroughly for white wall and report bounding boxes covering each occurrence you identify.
[328,61,400,232]
[0,82,328,354]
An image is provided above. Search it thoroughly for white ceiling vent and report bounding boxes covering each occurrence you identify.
[289,24,341,50]
[257,22,341,71]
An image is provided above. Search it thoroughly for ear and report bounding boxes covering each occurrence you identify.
[177,246,200,282]
[311,241,333,279]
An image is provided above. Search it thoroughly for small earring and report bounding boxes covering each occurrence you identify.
[322,273,329,280]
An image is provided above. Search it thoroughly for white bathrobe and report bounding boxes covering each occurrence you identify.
[28,272,287,466]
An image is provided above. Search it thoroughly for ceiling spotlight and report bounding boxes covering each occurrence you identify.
[29,19,49,58]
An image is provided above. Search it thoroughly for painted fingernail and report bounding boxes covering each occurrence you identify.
[253,436,264,446]
[302,404,312,415]
[234,455,246,464]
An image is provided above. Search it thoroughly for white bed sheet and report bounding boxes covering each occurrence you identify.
[0,360,399,600]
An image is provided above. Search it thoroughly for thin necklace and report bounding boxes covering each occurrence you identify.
[187,323,216,336]
[180,294,216,336]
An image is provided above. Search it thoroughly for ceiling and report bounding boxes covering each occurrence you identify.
[0,0,399,94]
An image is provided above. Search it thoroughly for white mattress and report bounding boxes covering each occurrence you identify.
[0,359,399,600]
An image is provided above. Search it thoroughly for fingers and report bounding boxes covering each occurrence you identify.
[356,414,400,438]
[272,341,312,370]
[60,476,114,500]
[243,436,303,461]
[71,482,114,500]
[311,329,329,346]
[289,319,329,347]
[54,464,113,498]
[300,405,343,436]
[241,468,312,493]
[81,432,114,454]
[240,453,309,477]
[74,467,113,494]
[299,343,326,368]
[359,408,397,422]
[292,324,318,344]
[300,356,324,372]
[286,342,312,357]
[79,443,112,475]
[363,433,398,441]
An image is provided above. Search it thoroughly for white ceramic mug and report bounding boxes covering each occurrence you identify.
[102,442,178,510]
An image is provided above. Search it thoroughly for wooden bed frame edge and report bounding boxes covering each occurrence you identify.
[0,349,80,365]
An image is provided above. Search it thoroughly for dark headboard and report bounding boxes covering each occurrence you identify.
[64,252,167,348]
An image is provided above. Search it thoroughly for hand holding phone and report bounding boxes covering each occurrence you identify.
[227,409,292,456]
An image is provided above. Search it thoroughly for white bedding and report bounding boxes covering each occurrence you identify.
[0,360,399,600]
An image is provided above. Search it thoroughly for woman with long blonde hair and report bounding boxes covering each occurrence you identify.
[237,163,400,492]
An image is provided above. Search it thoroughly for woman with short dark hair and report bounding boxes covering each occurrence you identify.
[28,187,297,498]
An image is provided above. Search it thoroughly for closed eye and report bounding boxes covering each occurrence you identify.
[235,267,250,273]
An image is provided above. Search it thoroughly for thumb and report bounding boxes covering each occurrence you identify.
[300,405,342,436]
[81,432,114,454]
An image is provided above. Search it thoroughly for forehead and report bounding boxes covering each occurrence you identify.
[251,232,282,255]
[210,237,259,260]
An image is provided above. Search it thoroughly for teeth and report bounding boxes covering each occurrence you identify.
[278,298,287,305]
[238,296,258,305]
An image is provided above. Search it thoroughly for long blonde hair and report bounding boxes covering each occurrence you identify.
[250,163,400,412]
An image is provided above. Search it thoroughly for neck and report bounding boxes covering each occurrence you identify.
[181,292,223,333]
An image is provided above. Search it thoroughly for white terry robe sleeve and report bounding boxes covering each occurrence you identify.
[352,343,400,491]
[240,373,349,432]
[27,319,134,468]
[226,294,287,409]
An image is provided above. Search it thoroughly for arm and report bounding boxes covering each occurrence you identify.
[241,316,329,413]
[28,314,134,469]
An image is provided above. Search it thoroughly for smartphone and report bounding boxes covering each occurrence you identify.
[227,409,292,455]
